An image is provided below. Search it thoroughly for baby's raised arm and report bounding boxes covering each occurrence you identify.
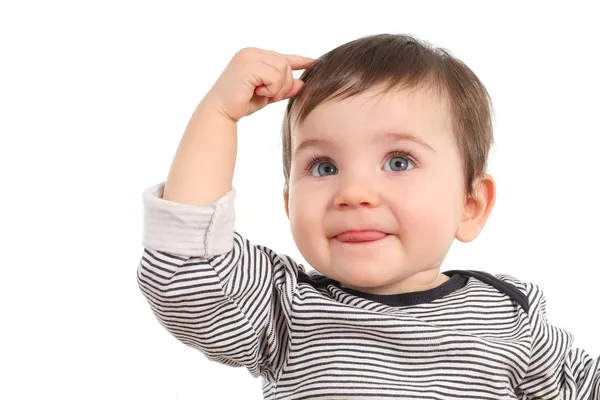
[137,49,313,379]
[162,48,313,207]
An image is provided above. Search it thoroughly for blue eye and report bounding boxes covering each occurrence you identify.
[310,161,337,177]
[384,155,414,172]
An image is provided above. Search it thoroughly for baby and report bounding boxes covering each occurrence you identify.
[137,33,599,399]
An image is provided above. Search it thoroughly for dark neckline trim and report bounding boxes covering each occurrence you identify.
[335,273,468,307]
[297,271,469,307]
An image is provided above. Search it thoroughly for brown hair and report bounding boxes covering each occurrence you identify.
[281,33,494,199]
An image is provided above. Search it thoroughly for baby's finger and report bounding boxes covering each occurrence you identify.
[254,62,285,97]
[254,86,271,97]
[281,79,306,100]
[284,54,315,70]
[274,63,294,101]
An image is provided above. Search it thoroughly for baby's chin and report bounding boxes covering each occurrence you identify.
[314,254,411,288]
[335,268,447,296]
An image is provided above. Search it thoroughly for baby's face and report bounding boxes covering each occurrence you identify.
[284,86,469,295]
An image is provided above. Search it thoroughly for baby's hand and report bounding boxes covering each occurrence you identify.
[204,48,314,122]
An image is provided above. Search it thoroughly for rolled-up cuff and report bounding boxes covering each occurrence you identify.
[142,182,236,257]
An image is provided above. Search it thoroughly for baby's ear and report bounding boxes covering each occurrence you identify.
[456,174,496,242]
[283,190,290,219]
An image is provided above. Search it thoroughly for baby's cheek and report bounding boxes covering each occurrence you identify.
[400,192,456,242]
[290,201,322,249]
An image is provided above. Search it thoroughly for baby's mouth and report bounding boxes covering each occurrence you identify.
[336,230,388,243]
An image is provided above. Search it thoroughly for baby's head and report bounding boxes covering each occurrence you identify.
[281,33,496,294]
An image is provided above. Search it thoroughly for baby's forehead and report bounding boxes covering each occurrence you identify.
[297,83,448,121]
[290,87,452,149]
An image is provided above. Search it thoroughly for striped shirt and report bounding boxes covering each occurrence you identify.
[138,182,600,399]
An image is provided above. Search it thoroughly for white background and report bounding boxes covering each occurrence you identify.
[1,1,598,399]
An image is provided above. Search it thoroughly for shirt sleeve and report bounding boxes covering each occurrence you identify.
[515,279,600,399]
[136,182,303,380]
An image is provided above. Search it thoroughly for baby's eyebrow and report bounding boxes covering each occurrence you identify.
[293,131,435,157]
[293,138,332,158]
[380,132,435,153]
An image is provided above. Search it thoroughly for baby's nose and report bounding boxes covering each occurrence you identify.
[334,179,380,209]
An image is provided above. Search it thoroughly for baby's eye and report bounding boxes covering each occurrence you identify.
[384,155,414,172]
[310,162,338,177]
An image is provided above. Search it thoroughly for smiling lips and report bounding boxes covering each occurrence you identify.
[336,230,388,243]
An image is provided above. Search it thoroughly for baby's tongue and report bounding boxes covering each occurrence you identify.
[336,230,386,243]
